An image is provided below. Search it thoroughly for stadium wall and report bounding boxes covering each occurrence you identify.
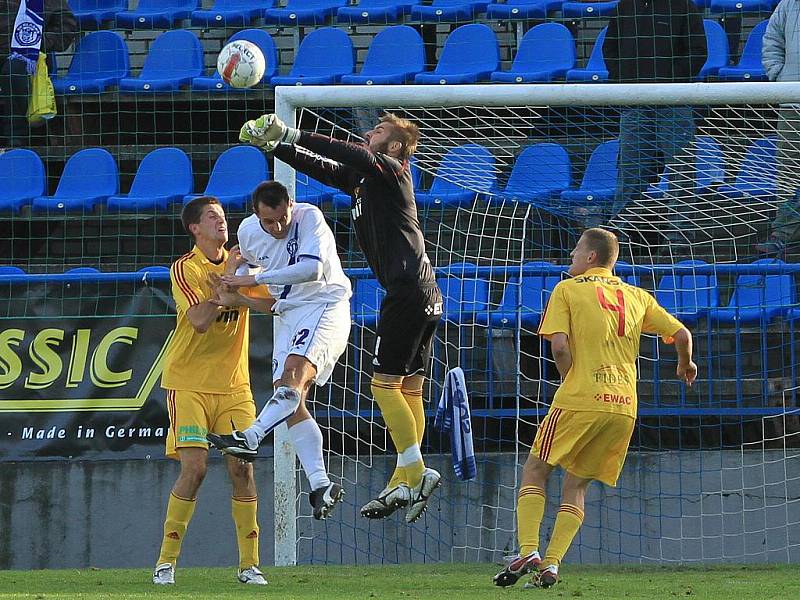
[1,450,797,570]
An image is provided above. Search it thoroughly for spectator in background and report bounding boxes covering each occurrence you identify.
[0,0,77,148]
[757,0,800,255]
[602,0,707,252]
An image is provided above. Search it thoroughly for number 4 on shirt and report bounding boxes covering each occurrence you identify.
[596,286,626,337]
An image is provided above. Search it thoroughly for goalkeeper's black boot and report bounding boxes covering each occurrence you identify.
[206,430,258,461]
[492,551,541,587]
[309,482,344,520]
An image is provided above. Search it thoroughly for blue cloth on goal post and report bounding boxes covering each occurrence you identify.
[434,367,477,481]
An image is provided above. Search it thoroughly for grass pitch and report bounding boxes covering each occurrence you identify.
[0,563,796,599]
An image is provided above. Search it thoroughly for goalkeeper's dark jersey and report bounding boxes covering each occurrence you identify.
[272,133,436,293]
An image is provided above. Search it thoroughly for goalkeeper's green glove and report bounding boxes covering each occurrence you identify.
[239,114,300,152]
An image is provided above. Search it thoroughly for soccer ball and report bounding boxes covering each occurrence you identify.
[217,40,266,89]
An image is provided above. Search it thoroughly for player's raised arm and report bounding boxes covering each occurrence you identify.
[241,113,382,174]
[240,115,352,191]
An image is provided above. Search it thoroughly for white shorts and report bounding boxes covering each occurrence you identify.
[272,300,351,386]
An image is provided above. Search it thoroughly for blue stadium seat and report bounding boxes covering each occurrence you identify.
[647,135,725,198]
[192,29,278,92]
[716,137,777,200]
[264,0,348,26]
[561,0,618,17]
[486,0,563,20]
[490,23,575,83]
[484,262,561,329]
[437,264,490,323]
[52,31,130,94]
[415,144,496,208]
[655,260,719,326]
[337,0,420,24]
[116,0,199,28]
[118,30,204,93]
[107,148,193,212]
[559,140,619,205]
[65,267,101,274]
[32,149,118,213]
[296,177,338,206]
[340,25,424,85]
[0,149,45,213]
[191,0,275,27]
[698,19,729,80]
[271,28,354,86]
[137,265,170,274]
[0,266,25,275]
[708,259,795,324]
[717,20,768,81]
[352,278,385,327]
[67,0,127,28]
[496,143,570,204]
[709,0,775,13]
[566,27,608,82]
[414,24,499,84]
[612,260,641,287]
[410,0,489,21]
[183,146,268,211]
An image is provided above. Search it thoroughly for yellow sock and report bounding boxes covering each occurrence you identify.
[157,493,196,566]
[232,496,259,570]
[387,387,426,488]
[372,378,424,487]
[543,503,584,567]
[517,485,546,556]
[404,388,426,445]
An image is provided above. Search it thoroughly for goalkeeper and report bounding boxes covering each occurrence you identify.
[240,113,443,524]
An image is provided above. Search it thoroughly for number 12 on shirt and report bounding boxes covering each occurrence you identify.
[596,286,626,337]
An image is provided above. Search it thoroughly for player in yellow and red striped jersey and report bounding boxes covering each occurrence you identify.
[494,228,697,589]
[153,196,273,587]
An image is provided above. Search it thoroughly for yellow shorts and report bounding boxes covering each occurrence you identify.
[164,388,256,460]
[532,407,635,487]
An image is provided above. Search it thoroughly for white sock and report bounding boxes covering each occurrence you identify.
[244,386,301,447]
[288,418,330,491]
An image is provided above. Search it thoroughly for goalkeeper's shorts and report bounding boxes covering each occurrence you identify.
[164,388,255,460]
[531,407,635,487]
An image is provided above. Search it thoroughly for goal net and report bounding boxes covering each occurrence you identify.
[273,83,800,566]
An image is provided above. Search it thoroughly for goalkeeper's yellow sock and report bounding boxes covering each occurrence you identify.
[543,504,584,567]
[387,387,426,488]
[404,387,426,446]
[156,493,196,566]
[517,485,546,556]
[232,496,259,570]
[372,377,425,488]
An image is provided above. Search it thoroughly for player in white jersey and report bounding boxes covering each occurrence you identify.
[207,181,352,520]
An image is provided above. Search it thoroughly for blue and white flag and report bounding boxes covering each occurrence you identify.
[434,367,477,481]
[10,0,45,74]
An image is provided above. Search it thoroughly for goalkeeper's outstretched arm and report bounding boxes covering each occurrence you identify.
[271,144,352,192]
[241,114,388,177]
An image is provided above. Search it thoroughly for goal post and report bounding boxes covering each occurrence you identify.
[272,82,800,567]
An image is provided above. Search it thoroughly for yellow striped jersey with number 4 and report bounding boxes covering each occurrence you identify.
[537,266,684,418]
[161,246,265,394]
